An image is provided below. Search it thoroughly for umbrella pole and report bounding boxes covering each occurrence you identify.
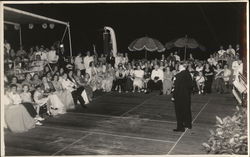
[145,50,147,60]
[184,45,187,61]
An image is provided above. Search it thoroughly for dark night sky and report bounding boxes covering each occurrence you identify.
[4,2,245,59]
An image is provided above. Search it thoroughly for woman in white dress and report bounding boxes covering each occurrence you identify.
[52,74,75,110]
[102,64,115,92]
[40,76,66,116]
[4,93,36,133]
[163,66,173,95]
[133,65,144,92]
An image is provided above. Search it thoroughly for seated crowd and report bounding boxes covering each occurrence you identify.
[3,41,243,133]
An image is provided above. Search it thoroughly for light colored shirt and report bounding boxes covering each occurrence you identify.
[223,69,232,81]
[218,50,226,57]
[75,56,85,70]
[47,50,59,63]
[41,51,48,61]
[115,56,122,67]
[134,70,144,78]
[151,69,164,81]
[34,90,48,106]
[207,58,216,66]
[196,66,203,72]
[174,55,180,62]
[84,56,94,69]
[196,76,205,83]
[226,48,236,56]
[232,61,239,75]
[20,92,33,103]
[60,79,76,92]
[7,92,22,105]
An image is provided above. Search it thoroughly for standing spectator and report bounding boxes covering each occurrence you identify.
[213,64,224,93]
[40,46,48,61]
[115,53,122,68]
[84,51,94,69]
[167,52,176,63]
[16,46,27,58]
[203,63,214,94]
[98,54,106,64]
[222,64,232,93]
[218,45,226,57]
[106,52,115,67]
[4,40,11,56]
[163,66,173,95]
[235,44,240,56]
[188,53,194,61]
[174,51,180,62]
[226,44,236,56]
[207,54,216,66]
[47,46,59,66]
[75,52,85,75]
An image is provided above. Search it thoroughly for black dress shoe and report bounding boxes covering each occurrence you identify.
[173,128,185,132]
[159,92,163,95]
[184,125,192,129]
[80,104,87,108]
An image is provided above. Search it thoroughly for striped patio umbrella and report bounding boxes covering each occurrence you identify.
[128,36,165,59]
[165,35,205,60]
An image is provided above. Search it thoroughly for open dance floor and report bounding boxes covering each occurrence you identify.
[4,91,237,155]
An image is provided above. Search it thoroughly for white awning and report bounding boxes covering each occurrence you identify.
[4,6,68,26]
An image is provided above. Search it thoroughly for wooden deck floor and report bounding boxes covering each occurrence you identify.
[4,91,237,155]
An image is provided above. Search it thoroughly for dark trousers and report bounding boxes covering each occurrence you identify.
[22,102,37,118]
[214,78,224,93]
[147,80,163,91]
[114,78,125,91]
[204,77,213,93]
[71,86,85,106]
[222,81,231,93]
[80,69,86,76]
[125,78,133,91]
[174,103,192,129]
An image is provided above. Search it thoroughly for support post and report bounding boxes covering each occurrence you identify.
[19,26,22,47]
[67,23,72,58]
[61,25,68,43]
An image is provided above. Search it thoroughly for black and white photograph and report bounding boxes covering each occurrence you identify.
[0,0,248,156]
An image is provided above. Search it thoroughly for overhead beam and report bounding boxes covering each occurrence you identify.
[4,6,68,26]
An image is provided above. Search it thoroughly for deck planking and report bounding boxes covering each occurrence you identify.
[4,92,237,155]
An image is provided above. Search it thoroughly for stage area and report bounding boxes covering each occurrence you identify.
[4,91,237,155]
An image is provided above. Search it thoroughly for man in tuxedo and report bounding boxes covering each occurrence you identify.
[173,64,193,132]
[106,52,115,67]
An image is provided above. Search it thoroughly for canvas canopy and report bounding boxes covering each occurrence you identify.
[4,6,72,57]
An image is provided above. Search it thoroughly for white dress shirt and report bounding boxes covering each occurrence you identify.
[151,69,164,81]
